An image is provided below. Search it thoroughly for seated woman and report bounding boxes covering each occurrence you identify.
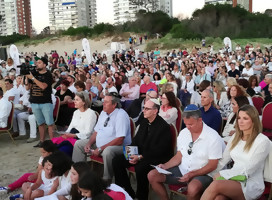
[52,92,97,153]
[222,96,249,143]
[263,82,272,107]
[213,80,228,112]
[159,91,178,125]
[248,75,261,96]
[55,80,75,129]
[201,105,271,200]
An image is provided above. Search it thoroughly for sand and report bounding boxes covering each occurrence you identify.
[15,36,146,58]
[0,134,40,200]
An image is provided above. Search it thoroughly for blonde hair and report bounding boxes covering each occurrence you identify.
[227,77,237,87]
[213,80,226,93]
[230,105,262,152]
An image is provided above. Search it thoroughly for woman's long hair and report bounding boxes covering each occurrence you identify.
[230,105,262,152]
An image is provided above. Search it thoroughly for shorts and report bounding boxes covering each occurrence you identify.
[31,103,54,126]
[165,166,213,190]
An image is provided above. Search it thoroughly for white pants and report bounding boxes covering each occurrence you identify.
[13,109,22,132]
[17,112,37,138]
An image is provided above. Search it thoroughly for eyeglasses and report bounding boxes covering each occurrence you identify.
[104,117,110,127]
[187,141,194,155]
[143,107,154,111]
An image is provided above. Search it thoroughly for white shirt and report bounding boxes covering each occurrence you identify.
[3,87,20,104]
[19,90,30,107]
[241,68,254,79]
[0,97,12,128]
[95,109,131,147]
[181,79,195,94]
[68,83,77,94]
[177,123,225,176]
[102,86,118,96]
[159,107,178,125]
[66,108,97,140]
[217,134,270,200]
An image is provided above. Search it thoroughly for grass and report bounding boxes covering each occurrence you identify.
[145,34,272,52]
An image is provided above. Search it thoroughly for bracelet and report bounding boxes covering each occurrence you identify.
[138,155,141,161]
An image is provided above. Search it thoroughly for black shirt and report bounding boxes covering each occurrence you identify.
[228,69,240,78]
[29,70,53,104]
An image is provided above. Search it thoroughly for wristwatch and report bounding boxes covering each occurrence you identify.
[138,155,141,161]
[98,147,103,154]
[31,77,35,81]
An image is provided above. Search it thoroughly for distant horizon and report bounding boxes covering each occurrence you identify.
[30,0,272,33]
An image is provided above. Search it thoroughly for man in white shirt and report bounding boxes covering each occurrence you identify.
[0,89,12,128]
[72,92,131,183]
[148,104,225,200]
[100,76,117,100]
[4,78,20,137]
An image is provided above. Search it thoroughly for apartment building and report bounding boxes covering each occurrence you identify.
[0,0,32,36]
[113,0,173,24]
[48,0,97,33]
[205,0,252,12]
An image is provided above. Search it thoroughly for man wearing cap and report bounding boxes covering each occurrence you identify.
[26,57,54,147]
[112,99,173,200]
[148,104,225,200]
[72,92,131,183]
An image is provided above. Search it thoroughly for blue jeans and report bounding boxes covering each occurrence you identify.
[31,103,54,126]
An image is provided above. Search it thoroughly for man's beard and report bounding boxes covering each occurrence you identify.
[36,67,42,71]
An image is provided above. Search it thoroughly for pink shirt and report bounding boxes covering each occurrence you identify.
[119,83,140,101]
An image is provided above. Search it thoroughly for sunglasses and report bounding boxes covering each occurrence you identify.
[187,141,194,155]
[104,117,110,127]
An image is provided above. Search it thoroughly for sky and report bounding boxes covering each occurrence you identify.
[30,0,272,33]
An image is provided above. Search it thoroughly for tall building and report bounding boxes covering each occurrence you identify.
[48,0,97,33]
[0,0,32,36]
[113,0,173,24]
[205,0,252,12]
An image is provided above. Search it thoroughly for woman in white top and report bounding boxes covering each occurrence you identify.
[159,91,178,125]
[241,61,254,80]
[52,91,97,146]
[201,105,271,200]
[213,80,228,111]
[222,96,249,143]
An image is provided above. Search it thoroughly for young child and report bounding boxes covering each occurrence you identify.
[10,153,60,200]
[0,140,58,194]
[78,171,132,200]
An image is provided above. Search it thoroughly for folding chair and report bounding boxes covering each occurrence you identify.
[252,95,264,115]
[0,102,15,144]
[262,102,272,140]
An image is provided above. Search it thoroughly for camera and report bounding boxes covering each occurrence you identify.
[17,63,36,75]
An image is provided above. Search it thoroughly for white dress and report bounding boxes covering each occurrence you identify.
[217,133,271,200]
[37,170,58,196]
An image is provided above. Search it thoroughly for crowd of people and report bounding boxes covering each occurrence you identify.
[0,42,272,200]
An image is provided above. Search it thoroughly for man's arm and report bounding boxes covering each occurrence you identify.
[26,73,48,90]
[179,159,219,182]
[160,151,182,170]
[92,136,124,156]
[84,132,97,152]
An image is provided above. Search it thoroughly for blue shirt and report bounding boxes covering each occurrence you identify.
[200,105,222,133]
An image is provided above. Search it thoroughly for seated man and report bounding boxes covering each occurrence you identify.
[119,76,140,109]
[126,89,158,125]
[139,75,158,97]
[72,92,131,182]
[200,89,222,132]
[0,89,12,128]
[148,104,225,200]
[112,99,173,200]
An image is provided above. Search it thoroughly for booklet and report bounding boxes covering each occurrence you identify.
[123,146,138,160]
[150,165,172,175]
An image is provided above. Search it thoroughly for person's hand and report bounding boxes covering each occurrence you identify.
[84,144,91,153]
[129,155,139,165]
[92,148,100,156]
[157,164,166,169]
[28,107,32,113]
[27,174,36,181]
[26,72,34,80]
[229,130,235,136]
[178,171,194,183]
[213,172,221,180]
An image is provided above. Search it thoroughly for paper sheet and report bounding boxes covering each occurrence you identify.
[150,165,172,175]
